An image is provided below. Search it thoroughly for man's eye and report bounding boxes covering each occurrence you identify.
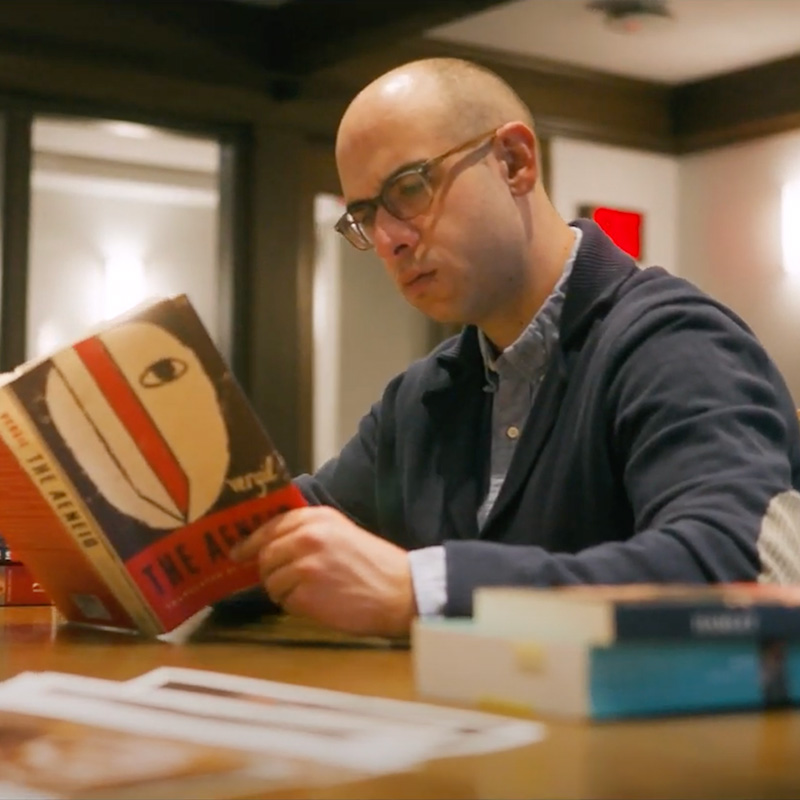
[391,173,427,197]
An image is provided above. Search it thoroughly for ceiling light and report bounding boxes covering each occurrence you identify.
[100,121,156,140]
[587,0,673,34]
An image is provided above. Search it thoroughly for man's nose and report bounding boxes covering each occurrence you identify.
[372,206,420,261]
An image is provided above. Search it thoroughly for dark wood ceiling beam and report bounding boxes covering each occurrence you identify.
[672,54,800,153]
[125,0,517,76]
[0,0,281,93]
[0,0,796,156]
[261,0,525,74]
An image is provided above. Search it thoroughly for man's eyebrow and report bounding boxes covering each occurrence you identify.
[345,158,427,211]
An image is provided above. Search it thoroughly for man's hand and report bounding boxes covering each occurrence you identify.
[229,506,416,637]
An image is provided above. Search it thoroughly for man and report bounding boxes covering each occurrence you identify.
[231,58,800,637]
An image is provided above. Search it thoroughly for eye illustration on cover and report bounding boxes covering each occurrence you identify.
[44,322,229,529]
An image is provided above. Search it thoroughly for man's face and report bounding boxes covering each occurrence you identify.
[336,89,530,327]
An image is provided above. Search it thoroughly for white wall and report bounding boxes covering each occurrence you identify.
[312,194,343,471]
[549,137,680,273]
[549,132,800,404]
[678,130,800,402]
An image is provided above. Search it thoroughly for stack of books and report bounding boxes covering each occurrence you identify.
[0,535,52,606]
[413,583,800,719]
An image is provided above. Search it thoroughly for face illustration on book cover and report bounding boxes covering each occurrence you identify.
[46,321,230,530]
[10,299,298,622]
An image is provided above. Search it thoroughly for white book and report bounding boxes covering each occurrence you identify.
[413,617,795,720]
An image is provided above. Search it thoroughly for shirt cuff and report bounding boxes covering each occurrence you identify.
[408,546,447,617]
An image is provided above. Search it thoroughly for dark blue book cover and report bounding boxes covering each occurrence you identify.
[603,585,800,641]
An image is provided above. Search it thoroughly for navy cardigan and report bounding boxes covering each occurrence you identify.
[298,219,800,615]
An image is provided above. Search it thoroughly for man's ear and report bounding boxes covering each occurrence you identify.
[494,122,538,195]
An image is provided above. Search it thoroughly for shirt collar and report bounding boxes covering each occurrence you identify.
[478,225,583,384]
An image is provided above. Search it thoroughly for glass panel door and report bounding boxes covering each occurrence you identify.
[28,116,223,360]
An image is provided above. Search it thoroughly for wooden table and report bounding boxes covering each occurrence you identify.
[2,606,800,799]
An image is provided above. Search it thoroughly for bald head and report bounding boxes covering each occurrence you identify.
[334,58,572,346]
[336,58,534,161]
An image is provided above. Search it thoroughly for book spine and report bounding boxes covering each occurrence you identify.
[0,562,52,605]
[0,387,162,634]
[614,604,800,641]
[589,640,800,718]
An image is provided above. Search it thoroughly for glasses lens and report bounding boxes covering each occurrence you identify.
[335,213,372,250]
[384,170,433,220]
[347,224,372,250]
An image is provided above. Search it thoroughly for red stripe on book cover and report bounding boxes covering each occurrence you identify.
[0,440,139,627]
[2,562,52,605]
[125,483,307,630]
[74,337,190,518]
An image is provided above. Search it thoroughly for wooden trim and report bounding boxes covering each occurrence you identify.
[0,0,519,97]
[0,110,31,370]
[672,54,800,153]
[312,37,675,154]
[246,128,313,475]
[0,0,799,158]
[217,128,253,387]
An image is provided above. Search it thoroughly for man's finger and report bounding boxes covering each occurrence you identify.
[257,533,298,580]
[229,508,306,562]
[261,559,301,608]
[228,522,270,562]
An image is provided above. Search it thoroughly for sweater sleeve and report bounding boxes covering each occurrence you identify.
[443,304,800,616]
[293,399,382,531]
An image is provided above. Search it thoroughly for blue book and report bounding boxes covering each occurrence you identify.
[413,618,800,719]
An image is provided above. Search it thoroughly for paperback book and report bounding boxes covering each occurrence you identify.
[0,295,305,637]
[472,583,800,644]
[413,617,800,720]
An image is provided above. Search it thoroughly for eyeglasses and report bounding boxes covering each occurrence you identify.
[334,129,498,251]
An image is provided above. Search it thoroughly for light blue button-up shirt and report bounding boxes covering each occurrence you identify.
[408,227,582,616]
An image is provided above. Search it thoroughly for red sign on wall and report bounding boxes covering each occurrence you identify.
[579,205,644,260]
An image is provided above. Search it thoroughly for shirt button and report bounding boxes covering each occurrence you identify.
[506,425,520,440]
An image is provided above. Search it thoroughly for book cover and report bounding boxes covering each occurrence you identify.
[413,618,800,720]
[0,295,305,636]
[473,583,800,644]
[0,562,52,606]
